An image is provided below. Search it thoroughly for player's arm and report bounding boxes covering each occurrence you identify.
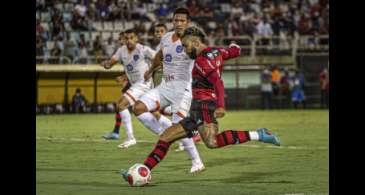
[144,49,163,81]
[206,71,225,118]
[195,58,226,118]
[218,43,241,60]
[100,48,122,69]
[100,57,118,69]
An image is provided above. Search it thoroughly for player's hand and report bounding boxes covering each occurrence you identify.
[214,108,226,118]
[229,43,240,49]
[144,69,153,81]
[101,60,112,69]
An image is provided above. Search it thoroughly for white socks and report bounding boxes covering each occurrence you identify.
[181,138,202,165]
[249,131,259,141]
[158,115,172,130]
[137,112,164,135]
[120,109,134,140]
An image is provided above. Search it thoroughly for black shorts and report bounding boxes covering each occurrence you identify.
[180,100,217,138]
[121,82,131,93]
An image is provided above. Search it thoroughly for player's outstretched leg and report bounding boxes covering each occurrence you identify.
[102,111,121,140]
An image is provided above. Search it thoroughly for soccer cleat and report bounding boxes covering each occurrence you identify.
[102,132,119,140]
[117,138,137,149]
[257,128,281,146]
[190,161,205,174]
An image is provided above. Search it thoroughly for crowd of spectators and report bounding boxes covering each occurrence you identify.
[36,0,329,64]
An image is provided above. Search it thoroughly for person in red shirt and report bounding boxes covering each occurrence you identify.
[121,27,281,180]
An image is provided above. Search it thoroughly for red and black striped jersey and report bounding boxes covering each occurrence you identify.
[192,44,241,108]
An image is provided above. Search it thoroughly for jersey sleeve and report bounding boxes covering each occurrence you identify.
[111,47,123,62]
[194,56,217,77]
[218,43,241,60]
[143,46,157,60]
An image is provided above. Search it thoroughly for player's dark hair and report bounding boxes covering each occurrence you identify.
[155,23,167,30]
[182,26,206,43]
[173,7,190,20]
[124,29,136,35]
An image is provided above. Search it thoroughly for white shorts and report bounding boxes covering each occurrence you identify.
[123,81,152,106]
[139,80,192,123]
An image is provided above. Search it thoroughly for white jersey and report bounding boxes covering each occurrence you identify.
[112,43,156,85]
[159,31,194,83]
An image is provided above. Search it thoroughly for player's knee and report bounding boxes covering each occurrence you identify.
[133,101,148,116]
[152,111,161,120]
[204,139,218,149]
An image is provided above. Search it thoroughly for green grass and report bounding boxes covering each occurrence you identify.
[36,110,329,195]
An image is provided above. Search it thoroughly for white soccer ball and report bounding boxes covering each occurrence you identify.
[126,163,151,187]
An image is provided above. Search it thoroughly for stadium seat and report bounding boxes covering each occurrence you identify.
[124,21,134,30]
[220,4,231,13]
[144,22,152,31]
[64,22,72,31]
[36,12,40,20]
[54,3,64,12]
[91,32,101,41]
[70,31,80,42]
[208,21,217,29]
[41,12,51,22]
[41,22,50,31]
[166,23,173,30]
[103,22,114,31]
[63,12,72,23]
[46,41,55,50]
[81,32,91,42]
[102,32,112,41]
[93,21,103,31]
[112,32,120,40]
[114,22,124,31]
[64,3,73,12]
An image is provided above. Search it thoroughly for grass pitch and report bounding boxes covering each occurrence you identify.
[36,110,329,195]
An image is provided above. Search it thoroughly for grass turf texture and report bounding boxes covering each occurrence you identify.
[36,110,329,195]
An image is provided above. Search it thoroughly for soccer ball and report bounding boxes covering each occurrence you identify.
[125,163,151,187]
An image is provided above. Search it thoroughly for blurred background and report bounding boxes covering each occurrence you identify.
[36,0,329,114]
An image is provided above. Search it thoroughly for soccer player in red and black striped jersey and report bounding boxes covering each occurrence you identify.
[122,27,281,180]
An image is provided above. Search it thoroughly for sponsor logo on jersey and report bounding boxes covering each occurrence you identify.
[133,54,139,61]
[165,54,172,62]
[126,64,133,71]
[176,45,183,53]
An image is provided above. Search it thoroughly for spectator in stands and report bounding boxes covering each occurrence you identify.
[36,35,45,64]
[187,0,200,20]
[36,19,48,41]
[103,36,116,58]
[108,1,121,21]
[72,88,87,113]
[50,37,62,64]
[155,3,170,22]
[271,65,281,96]
[319,66,329,108]
[51,19,65,40]
[290,70,306,109]
[97,0,110,21]
[93,35,103,63]
[77,34,89,64]
[64,33,79,63]
[214,28,225,46]
[256,17,273,46]
[75,0,87,18]
[280,69,291,108]
[261,67,273,109]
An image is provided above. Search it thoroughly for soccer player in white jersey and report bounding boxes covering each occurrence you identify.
[100,29,172,148]
[133,8,205,173]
